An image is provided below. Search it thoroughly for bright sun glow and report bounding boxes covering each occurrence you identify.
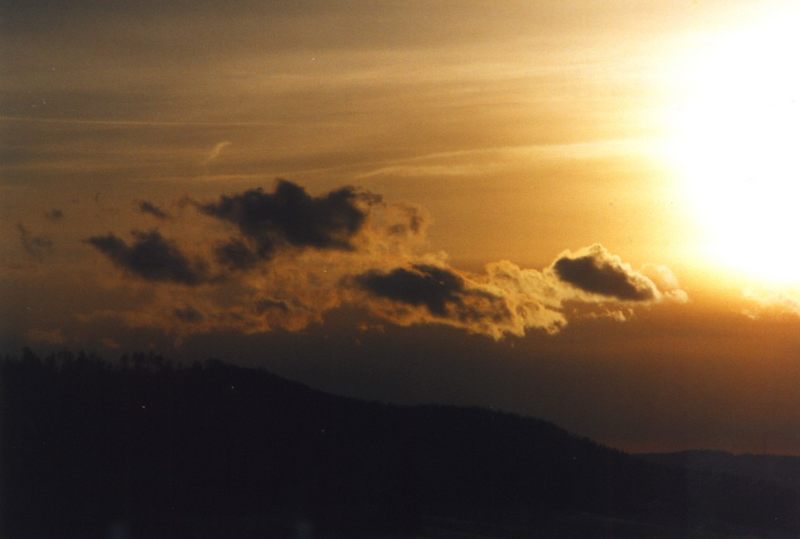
[669,7,800,285]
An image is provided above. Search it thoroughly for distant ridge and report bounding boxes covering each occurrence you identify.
[639,450,800,493]
[3,350,799,538]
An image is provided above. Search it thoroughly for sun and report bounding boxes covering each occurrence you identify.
[668,6,800,285]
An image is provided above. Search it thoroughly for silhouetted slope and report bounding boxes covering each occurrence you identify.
[3,351,799,538]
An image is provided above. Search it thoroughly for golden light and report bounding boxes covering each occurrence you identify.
[668,6,800,285]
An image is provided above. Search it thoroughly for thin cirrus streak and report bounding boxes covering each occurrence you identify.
[0,115,287,128]
[202,141,232,164]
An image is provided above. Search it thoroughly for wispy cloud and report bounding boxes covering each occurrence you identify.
[44,208,65,221]
[743,286,800,318]
[0,116,281,128]
[25,328,66,345]
[203,141,232,164]
[138,200,170,220]
[17,223,54,261]
[354,139,655,179]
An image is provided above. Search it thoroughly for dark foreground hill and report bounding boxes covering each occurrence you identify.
[3,351,799,538]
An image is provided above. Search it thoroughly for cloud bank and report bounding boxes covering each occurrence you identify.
[84,180,685,339]
[350,244,678,339]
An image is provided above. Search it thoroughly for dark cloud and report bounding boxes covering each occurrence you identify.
[352,245,679,339]
[354,261,565,338]
[17,223,53,261]
[86,230,209,285]
[138,201,170,220]
[214,237,268,270]
[199,179,380,267]
[174,306,204,323]
[79,180,684,340]
[45,209,64,221]
[552,244,658,301]
[355,264,470,317]
[386,205,426,237]
[254,298,290,314]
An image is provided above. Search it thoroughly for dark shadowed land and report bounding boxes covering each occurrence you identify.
[2,350,799,538]
[639,450,800,495]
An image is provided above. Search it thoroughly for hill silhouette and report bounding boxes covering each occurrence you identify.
[3,349,799,538]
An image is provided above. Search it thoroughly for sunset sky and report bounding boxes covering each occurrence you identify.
[3,0,800,454]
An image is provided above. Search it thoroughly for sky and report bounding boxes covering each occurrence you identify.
[3,0,800,454]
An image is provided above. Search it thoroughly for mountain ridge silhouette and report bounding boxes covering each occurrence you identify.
[3,349,799,538]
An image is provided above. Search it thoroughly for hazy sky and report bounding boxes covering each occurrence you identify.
[3,0,800,454]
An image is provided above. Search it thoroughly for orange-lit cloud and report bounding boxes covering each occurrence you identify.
[742,287,800,318]
[83,180,685,340]
[24,327,66,345]
[352,244,684,339]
